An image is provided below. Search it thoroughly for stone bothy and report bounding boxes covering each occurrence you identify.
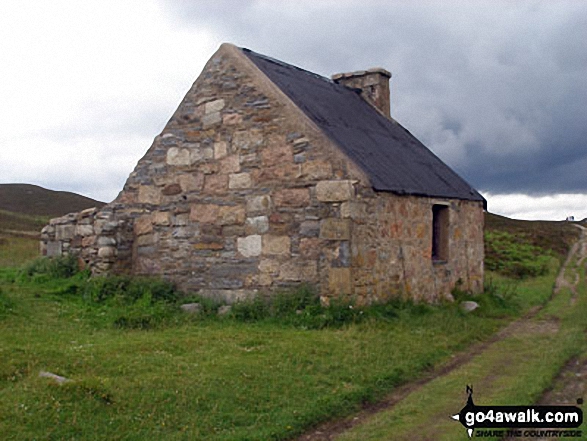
[40,43,485,304]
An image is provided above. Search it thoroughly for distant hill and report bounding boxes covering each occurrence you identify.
[0,184,105,218]
[485,212,581,260]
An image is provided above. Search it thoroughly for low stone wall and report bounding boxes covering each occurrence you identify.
[40,207,133,274]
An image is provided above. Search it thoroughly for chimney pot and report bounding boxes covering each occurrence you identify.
[332,68,392,118]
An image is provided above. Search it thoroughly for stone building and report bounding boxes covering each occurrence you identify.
[41,43,486,304]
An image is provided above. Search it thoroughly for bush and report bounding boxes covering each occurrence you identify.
[225,286,429,329]
[230,296,270,322]
[71,276,182,329]
[82,275,179,304]
[112,292,176,330]
[19,254,81,281]
[485,230,552,278]
[271,284,320,317]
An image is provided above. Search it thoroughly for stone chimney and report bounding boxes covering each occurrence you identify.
[332,68,392,118]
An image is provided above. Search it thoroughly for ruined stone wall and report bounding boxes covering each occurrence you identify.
[344,191,484,304]
[40,206,133,274]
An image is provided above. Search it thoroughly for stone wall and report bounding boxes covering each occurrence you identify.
[39,43,484,304]
[40,206,133,274]
[341,191,484,304]
[98,44,372,303]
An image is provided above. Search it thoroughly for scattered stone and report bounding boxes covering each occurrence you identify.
[39,371,71,384]
[180,303,202,314]
[461,301,479,312]
[218,305,232,316]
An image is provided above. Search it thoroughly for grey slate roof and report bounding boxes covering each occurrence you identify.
[242,48,486,207]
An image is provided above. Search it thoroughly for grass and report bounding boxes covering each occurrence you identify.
[0,208,50,268]
[485,212,580,262]
[0,209,49,233]
[339,245,587,440]
[0,258,559,440]
[0,210,579,439]
[339,287,587,440]
[0,235,41,267]
[484,230,554,278]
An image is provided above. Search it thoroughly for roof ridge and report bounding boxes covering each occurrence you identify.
[240,47,336,85]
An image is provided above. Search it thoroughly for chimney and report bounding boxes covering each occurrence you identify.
[332,68,392,118]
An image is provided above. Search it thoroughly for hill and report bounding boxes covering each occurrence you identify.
[485,212,580,260]
[0,184,105,218]
[0,184,106,266]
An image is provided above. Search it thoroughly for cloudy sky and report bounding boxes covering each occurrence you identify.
[1,0,586,220]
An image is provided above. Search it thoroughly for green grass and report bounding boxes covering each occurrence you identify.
[485,212,580,262]
[0,207,50,268]
[0,209,49,233]
[0,212,578,439]
[484,230,554,278]
[339,253,587,440]
[0,260,558,440]
[0,235,41,267]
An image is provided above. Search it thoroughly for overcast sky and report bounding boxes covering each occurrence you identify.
[1,0,586,220]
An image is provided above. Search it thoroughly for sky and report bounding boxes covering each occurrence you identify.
[1,0,586,221]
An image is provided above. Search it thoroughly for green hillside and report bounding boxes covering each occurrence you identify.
[485,212,580,260]
[0,184,105,266]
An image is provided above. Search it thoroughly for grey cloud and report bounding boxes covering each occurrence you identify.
[160,0,587,195]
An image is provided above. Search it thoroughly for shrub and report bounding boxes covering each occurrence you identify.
[484,230,552,278]
[230,296,270,322]
[82,275,179,305]
[271,284,320,317]
[227,286,413,329]
[112,292,176,330]
[19,254,80,281]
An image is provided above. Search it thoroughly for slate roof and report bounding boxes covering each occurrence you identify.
[242,48,486,207]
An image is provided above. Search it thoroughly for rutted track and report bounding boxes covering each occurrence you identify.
[297,226,586,441]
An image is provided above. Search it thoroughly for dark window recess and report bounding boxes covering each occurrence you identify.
[432,205,449,261]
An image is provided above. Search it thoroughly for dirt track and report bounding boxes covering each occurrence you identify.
[297,225,586,441]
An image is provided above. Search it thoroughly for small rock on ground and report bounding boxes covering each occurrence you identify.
[218,305,232,316]
[460,301,479,313]
[180,303,201,314]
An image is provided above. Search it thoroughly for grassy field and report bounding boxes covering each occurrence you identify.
[0,258,560,440]
[0,209,48,267]
[0,212,581,440]
[339,246,587,440]
[0,184,104,269]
